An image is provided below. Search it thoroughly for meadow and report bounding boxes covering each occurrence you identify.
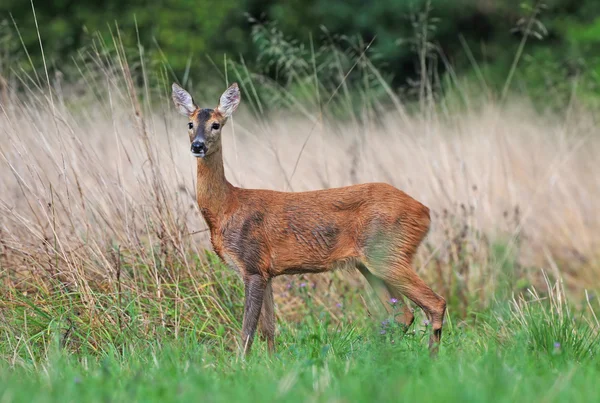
[1,28,600,402]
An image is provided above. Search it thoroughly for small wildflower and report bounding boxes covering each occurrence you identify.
[380,330,387,335]
[389,298,398,305]
[554,342,561,349]
[299,282,306,288]
[286,283,292,289]
[381,320,390,327]
[336,303,343,308]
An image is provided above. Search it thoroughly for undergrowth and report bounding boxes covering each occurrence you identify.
[1,276,599,403]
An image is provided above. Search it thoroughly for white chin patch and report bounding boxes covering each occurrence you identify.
[191,153,205,158]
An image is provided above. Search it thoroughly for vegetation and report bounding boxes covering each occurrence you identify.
[2,0,600,105]
[1,3,599,402]
[2,275,600,402]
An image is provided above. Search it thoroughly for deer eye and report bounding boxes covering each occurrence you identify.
[211,122,220,130]
[188,122,193,130]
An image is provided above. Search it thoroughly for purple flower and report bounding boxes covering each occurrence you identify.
[381,320,390,327]
[380,330,387,335]
[336,303,343,308]
[554,342,561,349]
[299,282,306,288]
[389,298,398,305]
[286,283,292,289]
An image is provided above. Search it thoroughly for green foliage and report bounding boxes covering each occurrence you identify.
[2,0,600,106]
[0,0,243,86]
[1,279,599,402]
[242,0,600,105]
[511,277,600,361]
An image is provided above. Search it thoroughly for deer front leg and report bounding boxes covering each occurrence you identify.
[241,274,267,357]
[258,280,275,354]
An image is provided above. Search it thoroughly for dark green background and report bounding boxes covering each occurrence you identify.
[2,0,599,103]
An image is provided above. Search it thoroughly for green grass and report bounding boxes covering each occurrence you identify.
[1,282,599,403]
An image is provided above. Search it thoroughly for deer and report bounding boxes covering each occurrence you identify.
[172,82,446,357]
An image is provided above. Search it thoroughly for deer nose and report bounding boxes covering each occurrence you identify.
[191,140,207,156]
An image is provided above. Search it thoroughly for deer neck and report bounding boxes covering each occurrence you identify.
[196,147,232,227]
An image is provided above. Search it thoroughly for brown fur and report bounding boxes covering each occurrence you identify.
[174,83,446,356]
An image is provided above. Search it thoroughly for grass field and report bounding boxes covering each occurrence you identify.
[1,29,600,402]
[2,277,600,402]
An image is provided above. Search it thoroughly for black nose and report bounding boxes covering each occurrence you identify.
[191,140,207,155]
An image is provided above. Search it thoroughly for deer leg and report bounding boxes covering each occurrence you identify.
[241,274,267,357]
[385,283,415,329]
[387,264,446,355]
[365,260,446,356]
[258,280,275,354]
[357,264,414,329]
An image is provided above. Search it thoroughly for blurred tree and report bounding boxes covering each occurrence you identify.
[1,0,600,106]
[241,0,600,104]
[0,0,246,86]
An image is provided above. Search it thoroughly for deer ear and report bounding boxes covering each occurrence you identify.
[172,83,197,116]
[216,83,240,118]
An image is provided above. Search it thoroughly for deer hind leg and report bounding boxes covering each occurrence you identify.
[357,264,414,329]
[363,256,446,355]
[386,283,415,329]
[258,280,275,354]
[363,207,445,354]
[378,261,446,355]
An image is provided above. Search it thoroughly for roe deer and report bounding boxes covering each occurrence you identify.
[172,82,446,356]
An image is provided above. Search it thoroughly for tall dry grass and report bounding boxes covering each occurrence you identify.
[0,29,599,356]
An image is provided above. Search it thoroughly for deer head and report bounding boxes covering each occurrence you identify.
[172,83,241,158]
